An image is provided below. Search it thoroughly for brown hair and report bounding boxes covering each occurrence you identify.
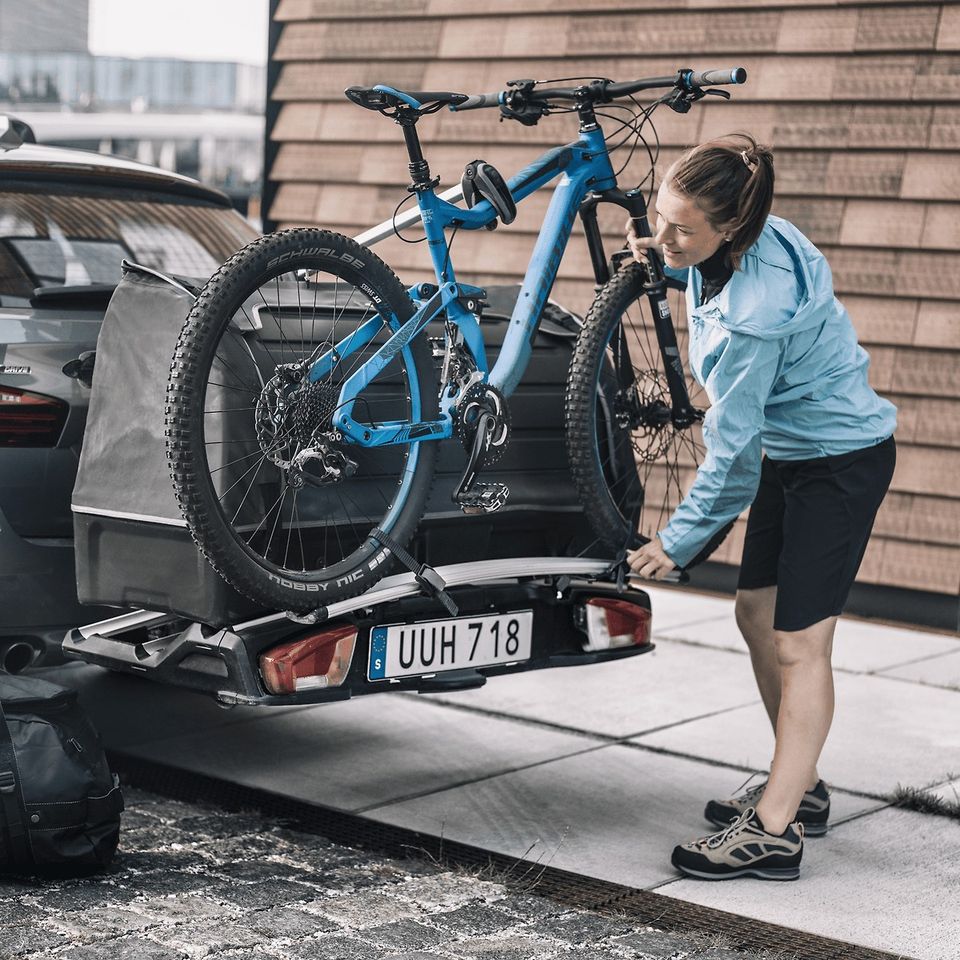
[665,133,774,271]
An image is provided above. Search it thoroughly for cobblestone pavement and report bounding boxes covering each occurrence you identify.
[0,786,794,960]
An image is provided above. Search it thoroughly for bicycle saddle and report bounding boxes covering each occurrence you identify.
[345,85,469,112]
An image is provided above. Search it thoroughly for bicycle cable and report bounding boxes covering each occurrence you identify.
[391,191,427,244]
[615,99,660,181]
[533,75,613,85]
[595,103,654,179]
[440,224,460,284]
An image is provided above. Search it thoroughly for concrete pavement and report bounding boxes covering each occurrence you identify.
[44,585,960,960]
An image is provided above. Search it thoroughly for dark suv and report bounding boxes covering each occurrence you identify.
[0,116,259,669]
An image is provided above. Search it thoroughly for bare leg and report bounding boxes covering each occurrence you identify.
[754,616,838,835]
[734,587,781,730]
[735,587,821,794]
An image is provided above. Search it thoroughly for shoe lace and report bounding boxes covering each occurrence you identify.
[701,808,754,850]
[731,771,766,803]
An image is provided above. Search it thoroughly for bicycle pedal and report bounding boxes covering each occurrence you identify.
[457,481,509,515]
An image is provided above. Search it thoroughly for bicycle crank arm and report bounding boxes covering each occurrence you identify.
[452,410,509,514]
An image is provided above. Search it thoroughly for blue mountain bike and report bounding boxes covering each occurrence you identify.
[166,68,746,612]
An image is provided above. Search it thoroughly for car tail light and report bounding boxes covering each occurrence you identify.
[579,597,651,652]
[259,623,357,695]
[0,386,68,447]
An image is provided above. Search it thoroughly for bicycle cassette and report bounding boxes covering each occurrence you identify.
[454,383,510,465]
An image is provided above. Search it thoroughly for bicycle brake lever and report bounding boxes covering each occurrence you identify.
[664,86,727,114]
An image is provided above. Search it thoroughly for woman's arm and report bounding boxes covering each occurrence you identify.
[634,329,783,574]
[625,218,688,283]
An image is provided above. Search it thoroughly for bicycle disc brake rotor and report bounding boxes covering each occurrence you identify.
[617,368,673,462]
[255,362,354,483]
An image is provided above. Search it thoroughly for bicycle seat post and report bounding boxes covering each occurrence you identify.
[395,108,437,192]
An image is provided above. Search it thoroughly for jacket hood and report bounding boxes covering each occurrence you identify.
[689,215,836,341]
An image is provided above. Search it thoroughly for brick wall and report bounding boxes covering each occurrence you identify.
[265,1,960,600]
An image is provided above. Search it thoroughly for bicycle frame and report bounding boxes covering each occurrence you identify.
[308,120,661,448]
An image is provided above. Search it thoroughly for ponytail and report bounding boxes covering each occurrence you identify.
[666,133,775,271]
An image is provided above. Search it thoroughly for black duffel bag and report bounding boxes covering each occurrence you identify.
[0,675,123,875]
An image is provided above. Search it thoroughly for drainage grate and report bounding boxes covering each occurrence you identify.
[110,752,913,960]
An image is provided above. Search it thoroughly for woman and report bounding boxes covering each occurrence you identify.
[625,133,897,881]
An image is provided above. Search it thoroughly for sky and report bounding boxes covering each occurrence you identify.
[88,0,269,65]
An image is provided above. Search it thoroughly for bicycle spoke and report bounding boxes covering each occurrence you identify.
[208,448,264,476]
[248,485,288,547]
[229,452,269,525]
[204,405,257,415]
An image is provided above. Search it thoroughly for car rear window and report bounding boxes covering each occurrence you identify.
[0,188,257,297]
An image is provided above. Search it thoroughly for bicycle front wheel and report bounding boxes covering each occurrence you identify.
[165,228,438,612]
[565,261,731,567]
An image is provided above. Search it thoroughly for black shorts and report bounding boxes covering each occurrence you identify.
[737,436,896,632]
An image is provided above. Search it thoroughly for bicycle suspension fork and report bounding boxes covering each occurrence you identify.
[579,189,700,428]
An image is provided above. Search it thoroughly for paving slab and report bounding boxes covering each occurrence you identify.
[641,585,737,631]
[428,638,760,738]
[928,776,960,806]
[656,806,960,960]
[635,670,960,796]
[878,648,960,690]
[657,609,960,675]
[365,742,879,891]
[70,677,596,812]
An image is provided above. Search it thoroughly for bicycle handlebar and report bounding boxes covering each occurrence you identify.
[449,67,747,114]
[687,67,747,88]
[451,91,503,111]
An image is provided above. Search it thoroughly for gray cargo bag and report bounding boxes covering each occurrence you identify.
[72,262,618,625]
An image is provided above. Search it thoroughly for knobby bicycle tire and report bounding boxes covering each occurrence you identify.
[165,228,438,613]
[565,261,732,568]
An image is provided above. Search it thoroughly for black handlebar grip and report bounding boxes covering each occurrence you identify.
[450,91,502,111]
[688,67,747,87]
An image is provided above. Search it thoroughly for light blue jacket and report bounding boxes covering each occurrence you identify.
[658,215,897,568]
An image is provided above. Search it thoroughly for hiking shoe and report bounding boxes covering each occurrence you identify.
[672,807,804,880]
[705,778,831,837]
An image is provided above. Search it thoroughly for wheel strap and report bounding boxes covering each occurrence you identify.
[369,529,459,617]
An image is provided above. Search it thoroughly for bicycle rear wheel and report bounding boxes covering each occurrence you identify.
[565,261,732,567]
[165,228,438,612]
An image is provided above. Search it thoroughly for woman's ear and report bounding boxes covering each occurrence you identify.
[718,218,740,241]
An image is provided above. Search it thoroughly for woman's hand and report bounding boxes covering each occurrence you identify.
[625,217,662,265]
[627,537,676,581]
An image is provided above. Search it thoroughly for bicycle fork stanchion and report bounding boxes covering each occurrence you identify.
[626,202,701,429]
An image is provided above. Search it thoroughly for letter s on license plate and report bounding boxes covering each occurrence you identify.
[367,610,533,681]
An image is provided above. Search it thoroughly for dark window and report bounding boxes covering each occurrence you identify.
[7,238,130,287]
[0,188,257,295]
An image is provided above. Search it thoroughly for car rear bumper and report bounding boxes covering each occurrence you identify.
[0,507,115,663]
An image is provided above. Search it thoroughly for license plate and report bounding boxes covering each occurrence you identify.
[367,610,533,681]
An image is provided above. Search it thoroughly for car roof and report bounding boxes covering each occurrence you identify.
[0,142,232,207]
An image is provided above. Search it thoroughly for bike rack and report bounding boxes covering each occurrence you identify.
[63,556,672,707]
[70,556,676,642]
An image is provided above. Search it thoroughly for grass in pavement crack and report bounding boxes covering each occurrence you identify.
[889,776,960,822]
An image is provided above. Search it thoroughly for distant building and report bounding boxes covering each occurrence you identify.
[0,0,88,53]
[0,53,264,113]
[0,0,265,217]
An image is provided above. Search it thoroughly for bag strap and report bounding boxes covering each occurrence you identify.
[0,699,32,869]
[25,779,124,830]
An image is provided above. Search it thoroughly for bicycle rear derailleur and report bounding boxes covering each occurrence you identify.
[452,383,511,515]
[255,362,358,488]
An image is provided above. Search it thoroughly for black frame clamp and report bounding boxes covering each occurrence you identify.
[370,528,459,617]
